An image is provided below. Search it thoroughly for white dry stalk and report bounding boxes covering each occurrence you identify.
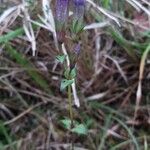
[107,129,124,139]
[86,92,107,101]
[0,5,21,34]
[69,11,73,16]
[38,15,54,32]
[141,0,150,7]
[144,136,148,150]
[84,21,110,30]
[42,0,55,29]
[136,81,142,110]
[109,11,149,31]
[94,29,101,72]
[129,0,150,16]
[29,18,50,30]
[0,103,14,118]
[126,0,150,16]
[87,0,149,31]
[135,44,150,120]
[22,1,36,56]
[62,43,80,107]
[86,0,120,26]
[62,43,70,67]
[126,0,141,12]
[42,0,58,50]
[0,6,18,24]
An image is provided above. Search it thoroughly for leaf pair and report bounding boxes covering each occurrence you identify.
[61,118,88,135]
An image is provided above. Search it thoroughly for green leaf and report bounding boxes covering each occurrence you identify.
[56,55,66,63]
[70,68,76,79]
[0,24,37,44]
[64,68,70,79]
[72,20,85,34]
[64,68,76,79]
[61,119,88,135]
[61,119,72,129]
[71,124,88,135]
[60,79,74,91]
[0,28,24,44]
[102,0,110,9]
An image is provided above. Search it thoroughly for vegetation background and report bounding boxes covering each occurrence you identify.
[0,0,150,149]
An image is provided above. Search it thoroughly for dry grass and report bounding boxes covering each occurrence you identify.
[0,0,150,150]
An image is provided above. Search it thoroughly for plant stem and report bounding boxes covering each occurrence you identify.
[68,84,74,150]
[68,84,74,128]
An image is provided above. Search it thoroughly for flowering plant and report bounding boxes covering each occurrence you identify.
[55,0,87,140]
[55,0,85,42]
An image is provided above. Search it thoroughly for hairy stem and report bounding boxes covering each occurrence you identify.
[68,84,74,128]
[68,84,74,150]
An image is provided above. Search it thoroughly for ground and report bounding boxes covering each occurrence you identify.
[0,0,150,150]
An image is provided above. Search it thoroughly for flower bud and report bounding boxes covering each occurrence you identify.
[55,0,69,42]
[55,0,69,29]
[72,0,85,34]
[74,43,81,55]
[73,0,85,21]
[70,43,81,69]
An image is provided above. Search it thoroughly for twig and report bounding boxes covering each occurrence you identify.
[4,102,43,125]
[86,0,120,26]
[135,44,150,120]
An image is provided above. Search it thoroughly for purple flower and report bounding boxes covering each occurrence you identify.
[74,43,81,55]
[73,0,85,21]
[55,0,69,29]
[74,0,85,6]
[70,43,81,69]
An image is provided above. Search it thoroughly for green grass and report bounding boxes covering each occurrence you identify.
[0,122,16,150]
[0,28,24,44]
